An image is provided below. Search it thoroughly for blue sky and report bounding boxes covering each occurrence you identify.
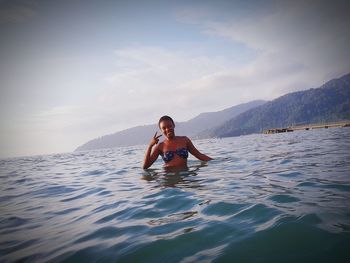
[1,0,349,158]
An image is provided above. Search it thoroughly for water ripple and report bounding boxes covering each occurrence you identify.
[0,128,350,262]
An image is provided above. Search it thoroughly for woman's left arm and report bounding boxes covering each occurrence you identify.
[186,137,213,161]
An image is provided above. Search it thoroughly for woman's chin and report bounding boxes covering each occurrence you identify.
[166,134,175,139]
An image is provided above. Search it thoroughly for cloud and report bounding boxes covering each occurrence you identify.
[212,1,349,68]
[177,0,350,95]
[2,0,349,158]
[98,46,232,123]
[0,0,36,24]
[94,0,350,129]
[1,45,231,156]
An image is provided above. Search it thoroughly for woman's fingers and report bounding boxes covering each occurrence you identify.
[150,132,162,146]
[153,132,162,139]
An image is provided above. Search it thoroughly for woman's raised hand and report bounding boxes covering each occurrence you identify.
[150,132,162,147]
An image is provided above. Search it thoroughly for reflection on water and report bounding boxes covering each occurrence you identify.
[141,162,208,188]
[0,128,350,262]
[148,211,198,226]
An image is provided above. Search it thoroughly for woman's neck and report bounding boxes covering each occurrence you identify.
[166,135,176,141]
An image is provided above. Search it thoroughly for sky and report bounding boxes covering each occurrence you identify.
[1,0,349,158]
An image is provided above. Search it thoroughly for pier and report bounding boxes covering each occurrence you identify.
[263,121,350,134]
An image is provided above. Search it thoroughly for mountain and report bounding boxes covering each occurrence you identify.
[75,73,350,152]
[174,100,266,136]
[74,100,266,151]
[201,73,350,138]
[75,124,159,152]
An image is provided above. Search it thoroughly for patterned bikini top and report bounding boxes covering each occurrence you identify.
[161,148,189,163]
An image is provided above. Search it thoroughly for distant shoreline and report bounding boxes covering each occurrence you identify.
[263,120,350,134]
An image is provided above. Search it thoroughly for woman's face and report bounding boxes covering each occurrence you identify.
[159,120,175,139]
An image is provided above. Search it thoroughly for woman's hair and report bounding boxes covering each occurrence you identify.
[158,115,175,128]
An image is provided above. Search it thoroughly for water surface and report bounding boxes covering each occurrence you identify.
[1,128,350,262]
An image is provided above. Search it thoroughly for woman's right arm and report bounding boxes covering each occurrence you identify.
[142,132,162,169]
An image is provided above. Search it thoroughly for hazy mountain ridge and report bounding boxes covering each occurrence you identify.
[75,73,350,152]
[75,124,159,152]
[201,73,350,138]
[75,100,266,151]
[175,100,266,135]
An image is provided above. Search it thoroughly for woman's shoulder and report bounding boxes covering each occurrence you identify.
[177,136,191,144]
[158,141,164,149]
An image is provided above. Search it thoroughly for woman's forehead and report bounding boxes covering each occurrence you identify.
[160,120,174,127]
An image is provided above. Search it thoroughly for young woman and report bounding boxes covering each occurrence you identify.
[143,116,213,169]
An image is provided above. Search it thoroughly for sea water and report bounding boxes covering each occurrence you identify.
[1,128,350,262]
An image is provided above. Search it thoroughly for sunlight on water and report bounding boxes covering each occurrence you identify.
[1,128,350,262]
